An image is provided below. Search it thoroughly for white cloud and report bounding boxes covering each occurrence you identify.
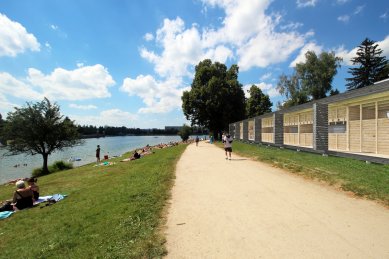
[27,64,115,100]
[0,65,115,111]
[202,45,233,63]
[238,30,306,70]
[69,104,97,110]
[354,5,365,15]
[50,24,59,30]
[0,72,42,100]
[335,45,357,66]
[0,93,18,115]
[290,42,323,67]
[380,11,388,20]
[45,42,52,50]
[71,109,138,127]
[260,73,272,81]
[296,0,318,8]
[149,17,203,78]
[120,74,188,113]
[0,13,40,57]
[144,33,154,41]
[136,0,312,113]
[280,22,304,31]
[336,0,350,4]
[243,82,280,98]
[338,15,350,23]
[377,35,389,56]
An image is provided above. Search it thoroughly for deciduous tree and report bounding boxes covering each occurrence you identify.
[182,59,246,139]
[178,124,192,142]
[296,51,342,100]
[3,98,82,175]
[246,85,272,117]
[276,73,309,109]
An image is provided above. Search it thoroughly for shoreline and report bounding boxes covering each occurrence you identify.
[1,139,193,186]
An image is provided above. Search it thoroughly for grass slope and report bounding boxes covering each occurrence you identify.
[0,144,187,258]
[221,141,389,206]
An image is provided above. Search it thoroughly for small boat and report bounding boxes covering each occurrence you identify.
[68,157,82,162]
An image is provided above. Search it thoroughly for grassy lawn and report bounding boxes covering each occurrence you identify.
[218,141,389,207]
[0,144,187,258]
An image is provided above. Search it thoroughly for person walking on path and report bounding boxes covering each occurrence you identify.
[222,133,233,160]
[96,145,101,163]
[195,136,199,147]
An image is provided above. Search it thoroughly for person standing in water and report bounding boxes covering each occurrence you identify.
[222,133,233,160]
[96,145,101,163]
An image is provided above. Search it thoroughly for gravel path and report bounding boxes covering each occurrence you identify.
[165,142,389,258]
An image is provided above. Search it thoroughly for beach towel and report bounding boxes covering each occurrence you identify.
[34,194,67,205]
[0,211,14,220]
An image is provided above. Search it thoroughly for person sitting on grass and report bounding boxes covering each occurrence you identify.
[12,180,34,211]
[27,177,40,201]
[130,150,141,160]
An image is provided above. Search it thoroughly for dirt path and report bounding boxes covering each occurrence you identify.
[165,142,389,258]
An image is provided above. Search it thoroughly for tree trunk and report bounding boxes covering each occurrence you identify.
[213,131,219,141]
[42,153,49,175]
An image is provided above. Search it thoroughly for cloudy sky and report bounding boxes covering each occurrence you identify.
[0,0,388,128]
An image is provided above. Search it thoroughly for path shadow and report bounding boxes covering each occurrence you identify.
[227,158,248,161]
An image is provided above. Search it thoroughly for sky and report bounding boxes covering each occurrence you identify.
[0,0,388,129]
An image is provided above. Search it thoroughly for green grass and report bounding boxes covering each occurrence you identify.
[218,141,389,206]
[0,144,187,258]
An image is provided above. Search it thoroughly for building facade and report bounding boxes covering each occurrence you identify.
[229,80,389,164]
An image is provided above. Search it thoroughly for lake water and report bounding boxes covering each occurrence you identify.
[0,135,185,184]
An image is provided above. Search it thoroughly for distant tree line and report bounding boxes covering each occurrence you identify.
[76,125,206,137]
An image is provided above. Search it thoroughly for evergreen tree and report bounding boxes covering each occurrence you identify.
[376,63,389,82]
[346,38,388,90]
[246,85,272,117]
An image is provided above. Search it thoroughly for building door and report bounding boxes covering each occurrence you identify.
[361,103,376,153]
[349,105,361,152]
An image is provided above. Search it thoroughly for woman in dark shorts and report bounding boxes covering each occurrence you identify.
[222,134,233,160]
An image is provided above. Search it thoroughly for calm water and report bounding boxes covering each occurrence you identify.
[0,135,183,184]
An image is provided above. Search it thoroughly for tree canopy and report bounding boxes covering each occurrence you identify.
[246,85,272,117]
[182,59,245,139]
[296,51,342,100]
[178,124,192,142]
[277,50,342,109]
[276,73,309,109]
[2,98,81,175]
[346,38,388,90]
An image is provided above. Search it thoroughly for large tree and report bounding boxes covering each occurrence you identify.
[346,38,388,90]
[276,73,309,109]
[3,98,81,175]
[246,85,272,117]
[296,51,342,100]
[182,59,246,139]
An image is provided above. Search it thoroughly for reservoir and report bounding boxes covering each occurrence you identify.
[0,135,183,184]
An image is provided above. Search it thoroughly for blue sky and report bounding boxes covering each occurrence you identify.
[0,0,388,128]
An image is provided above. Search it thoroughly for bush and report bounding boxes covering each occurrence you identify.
[32,160,73,177]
